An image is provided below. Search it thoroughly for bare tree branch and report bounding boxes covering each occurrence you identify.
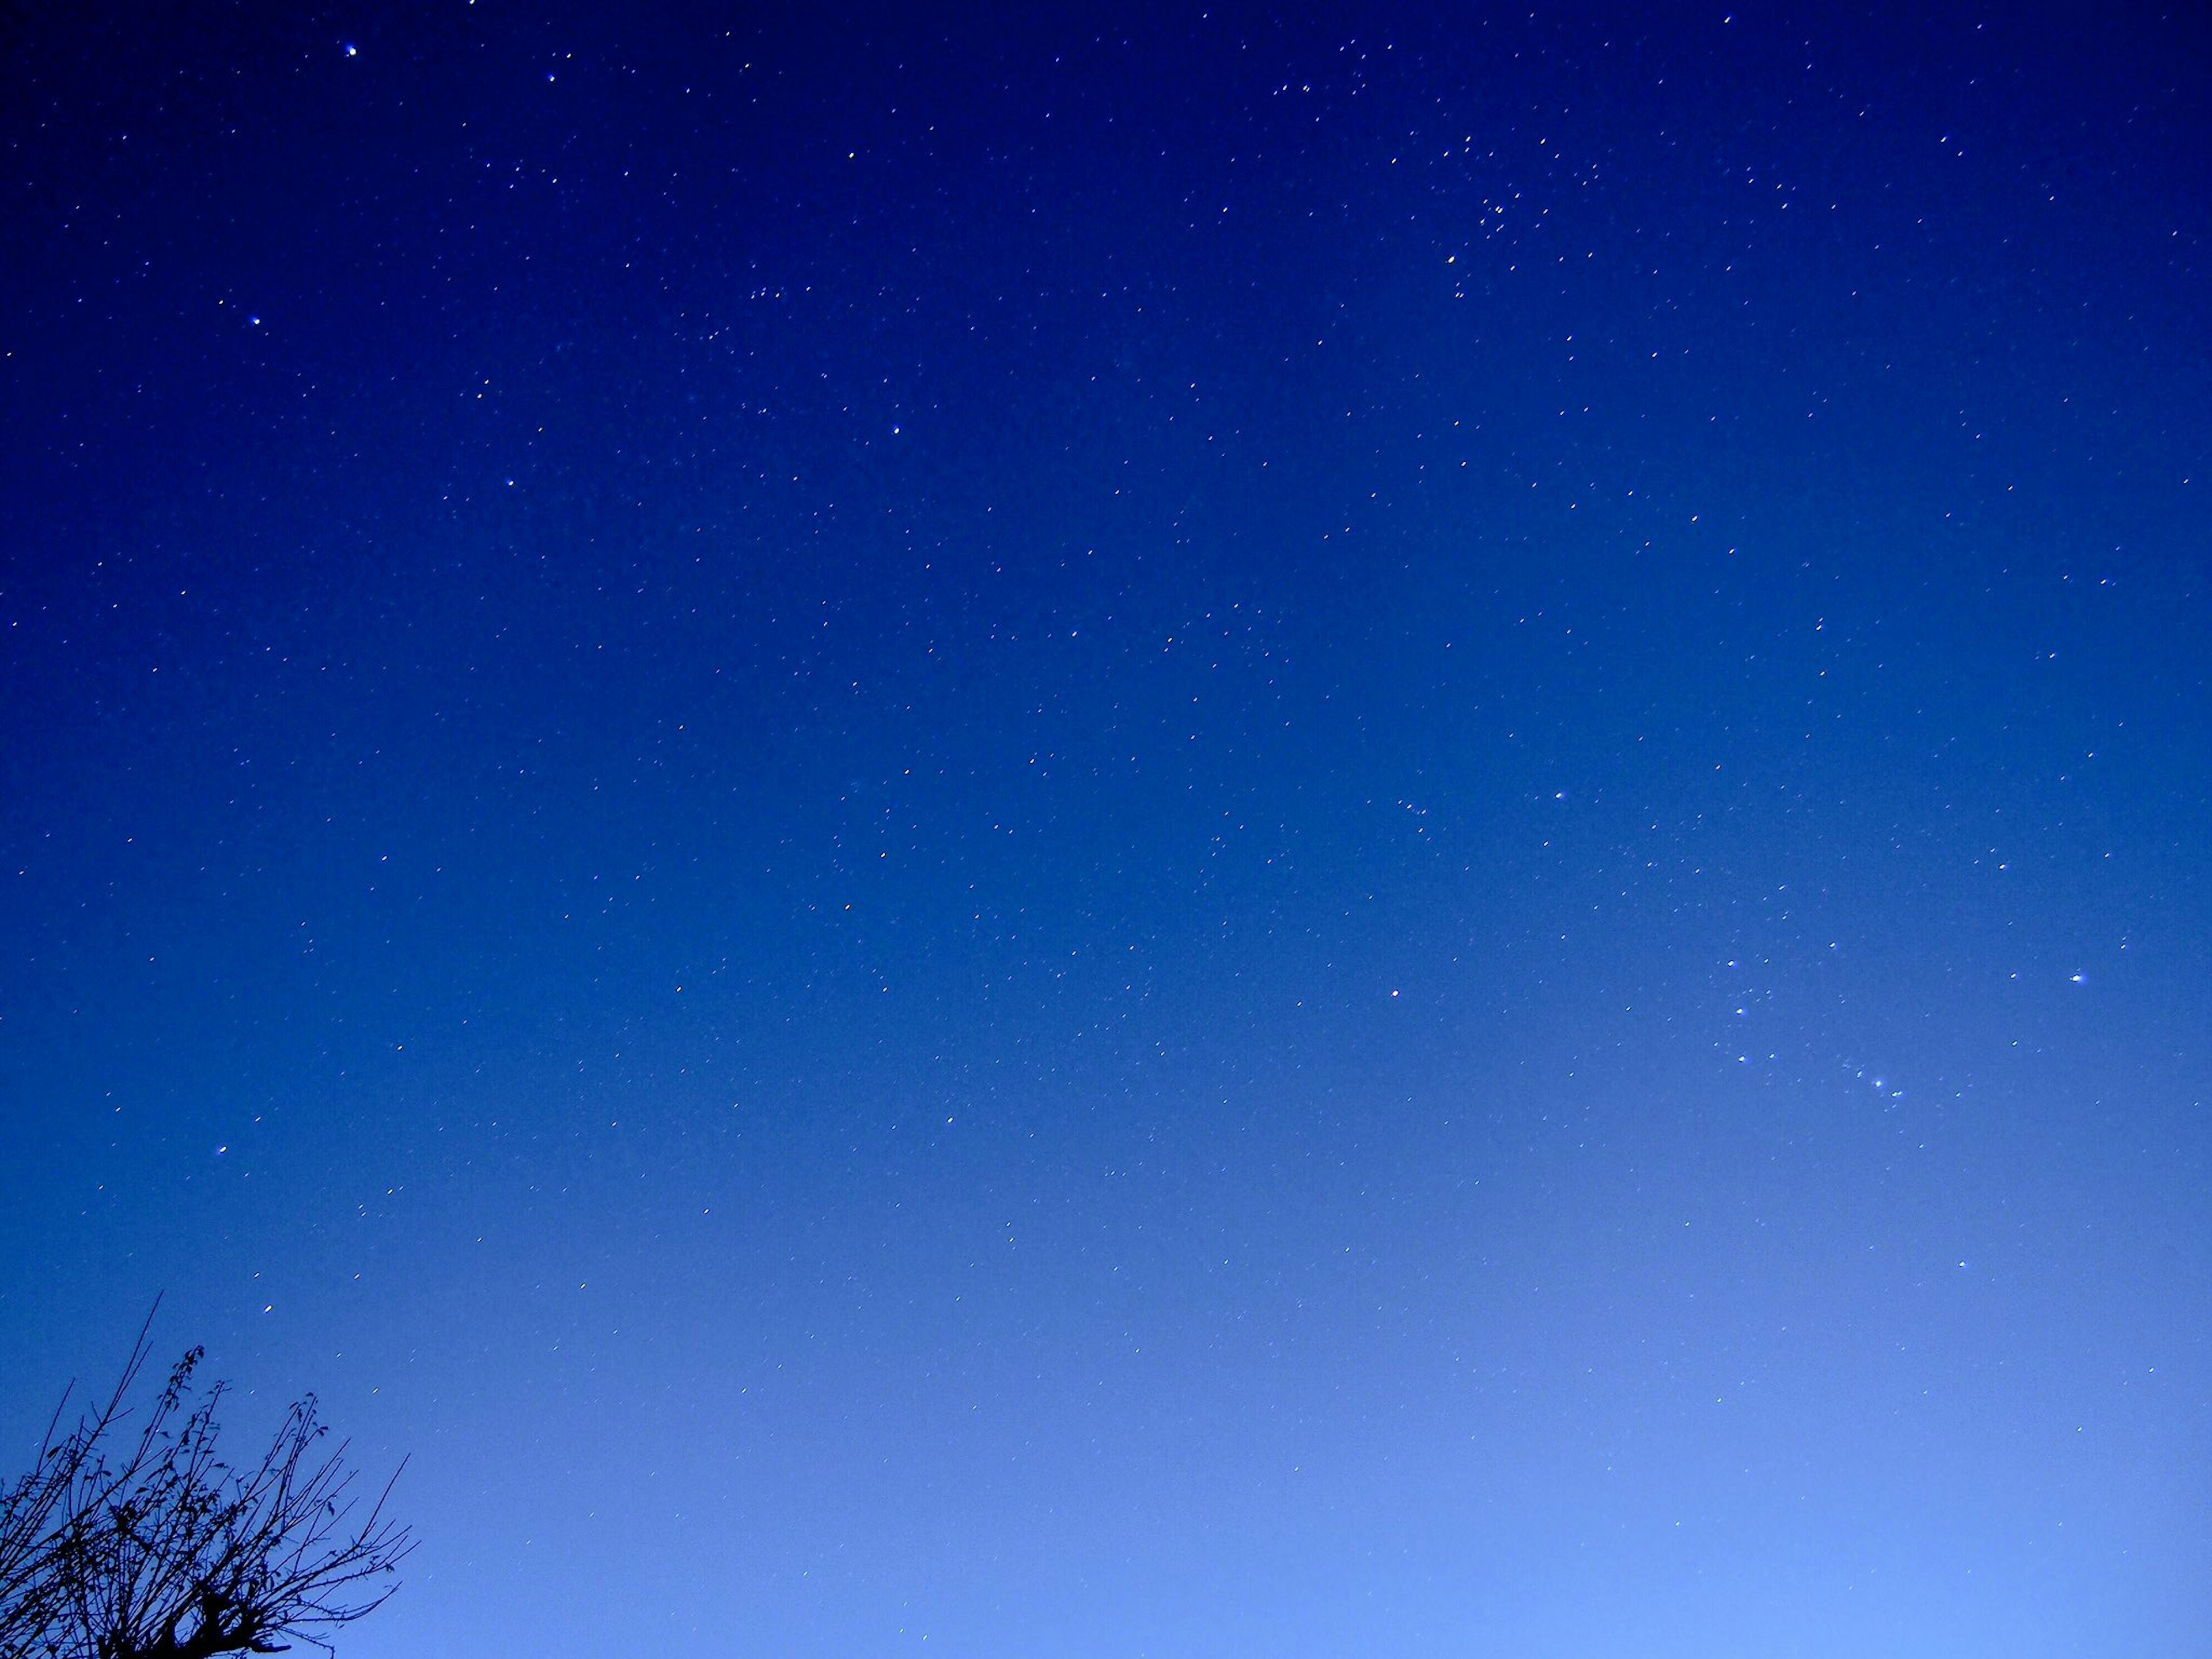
[0,1313,161,1656]
[1,1324,410,1659]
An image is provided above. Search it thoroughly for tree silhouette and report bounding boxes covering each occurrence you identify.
[0,1325,409,1659]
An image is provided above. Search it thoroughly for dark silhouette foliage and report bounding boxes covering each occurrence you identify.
[0,1324,409,1659]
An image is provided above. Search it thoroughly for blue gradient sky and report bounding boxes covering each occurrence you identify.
[3,5,2209,1654]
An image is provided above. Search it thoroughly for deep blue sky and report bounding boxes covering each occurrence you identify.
[3,4,2209,1654]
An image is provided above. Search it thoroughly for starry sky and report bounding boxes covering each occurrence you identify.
[2,5,2209,1654]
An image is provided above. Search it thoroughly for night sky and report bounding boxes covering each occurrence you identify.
[3,5,2209,1654]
